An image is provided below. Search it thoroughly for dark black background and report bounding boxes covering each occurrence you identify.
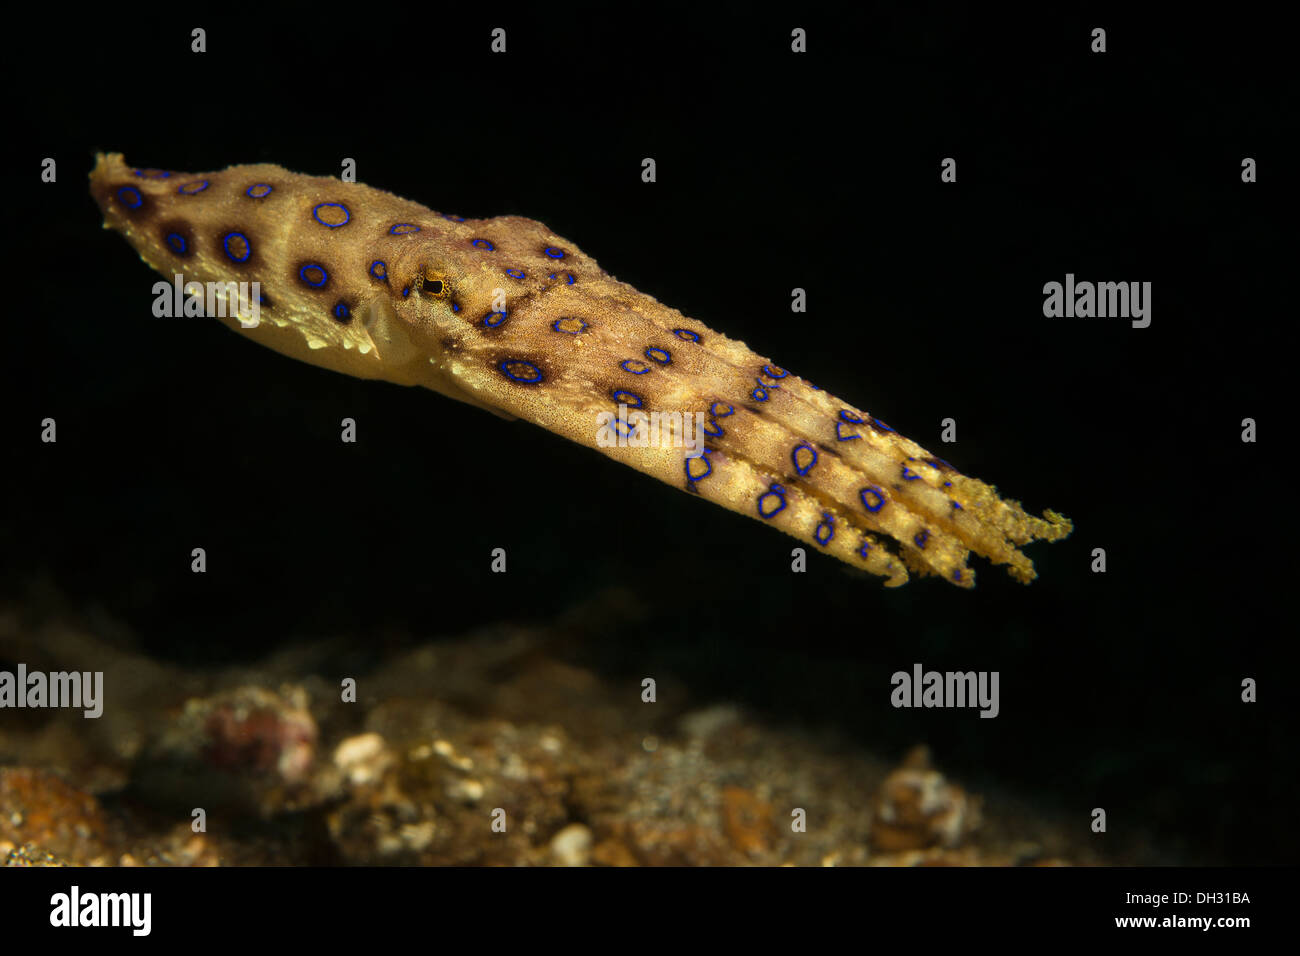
[4,6,1294,863]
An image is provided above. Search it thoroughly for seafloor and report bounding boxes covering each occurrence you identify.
[0,585,1172,867]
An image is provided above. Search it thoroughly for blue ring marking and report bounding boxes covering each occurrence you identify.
[809,383,822,391]
[901,466,922,481]
[645,347,671,364]
[858,538,873,559]
[792,443,818,476]
[116,186,143,209]
[333,302,351,321]
[164,233,187,254]
[312,202,351,227]
[500,359,544,384]
[835,422,861,441]
[859,486,885,513]
[952,569,963,582]
[814,513,835,546]
[133,168,171,178]
[565,273,576,284]
[839,409,864,424]
[483,311,508,328]
[944,481,953,488]
[177,180,209,195]
[612,389,643,408]
[223,232,252,263]
[451,302,460,313]
[762,364,788,379]
[914,529,930,549]
[505,268,526,279]
[702,418,724,438]
[757,484,788,519]
[685,451,713,483]
[258,293,269,306]
[369,260,388,281]
[552,318,588,334]
[543,246,565,259]
[442,213,465,222]
[389,223,420,235]
[402,287,411,297]
[471,238,495,251]
[621,359,649,374]
[951,500,963,511]
[710,401,734,418]
[246,183,273,198]
[300,264,328,287]
[674,328,701,342]
[871,417,895,433]
[613,415,640,438]
[752,383,770,402]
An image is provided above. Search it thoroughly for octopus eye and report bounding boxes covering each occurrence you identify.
[421,273,449,298]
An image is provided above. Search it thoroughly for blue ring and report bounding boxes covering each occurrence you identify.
[333,302,351,321]
[177,180,209,195]
[674,328,701,342]
[860,486,885,513]
[223,232,252,263]
[300,263,328,287]
[369,260,387,281]
[164,232,187,254]
[389,223,420,235]
[792,443,818,476]
[901,466,921,481]
[472,238,495,251]
[133,168,171,179]
[914,529,930,549]
[752,384,770,402]
[552,318,588,334]
[710,401,734,418]
[612,390,643,408]
[543,246,565,259]
[645,347,671,364]
[483,311,508,327]
[246,183,273,198]
[685,451,713,483]
[620,359,649,375]
[763,364,788,379]
[702,418,724,438]
[442,213,465,222]
[814,513,835,546]
[116,186,143,209]
[500,359,543,384]
[313,202,351,227]
[758,484,787,519]
[505,268,526,279]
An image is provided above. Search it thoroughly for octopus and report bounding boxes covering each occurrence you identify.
[89,153,1071,588]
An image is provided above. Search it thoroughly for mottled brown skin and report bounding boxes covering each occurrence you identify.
[90,153,1071,587]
